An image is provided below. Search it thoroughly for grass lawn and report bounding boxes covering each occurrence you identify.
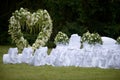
[0,45,120,80]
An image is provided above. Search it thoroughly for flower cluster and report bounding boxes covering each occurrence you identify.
[8,8,52,52]
[116,37,120,44]
[54,31,69,45]
[81,31,103,45]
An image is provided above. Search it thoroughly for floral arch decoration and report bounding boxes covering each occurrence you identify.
[8,8,52,52]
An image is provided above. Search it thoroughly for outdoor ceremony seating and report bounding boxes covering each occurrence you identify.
[3,48,18,64]
[2,35,120,69]
[30,47,48,66]
[21,47,33,64]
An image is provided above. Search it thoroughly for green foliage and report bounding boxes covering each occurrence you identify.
[82,31,103,45]
[46,41,56,48]
[61,22,87,37]
[1,0,120,45]
[0,32,11,45]
[23,33,37,45]
[54,31,69,45]
[116,36,120,44]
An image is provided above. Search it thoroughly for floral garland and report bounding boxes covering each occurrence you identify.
[8,8,52,52]
[81,31,103,45]
[54,31,69,45]
[116,36,120,44]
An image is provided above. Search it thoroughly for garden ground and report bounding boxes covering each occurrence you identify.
[0,45,120,80]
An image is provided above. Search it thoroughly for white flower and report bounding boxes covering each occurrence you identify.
[26,15,31,20]
[44,10,47,13]
[54,31,69,45]
[20,7,23,10]
[117,36,120,44]
[82,31,102,45]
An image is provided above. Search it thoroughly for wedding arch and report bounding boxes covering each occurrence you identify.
[8,8,52,52]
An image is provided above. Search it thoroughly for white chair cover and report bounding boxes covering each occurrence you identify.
[21,47,33,64]
[31,47,48,66]
[3,48,18,64]
[68,34,81,49]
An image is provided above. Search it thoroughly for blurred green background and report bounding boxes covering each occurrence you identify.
[0,0,120,47]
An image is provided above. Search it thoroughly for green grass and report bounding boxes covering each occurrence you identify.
[0,45,120,80]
